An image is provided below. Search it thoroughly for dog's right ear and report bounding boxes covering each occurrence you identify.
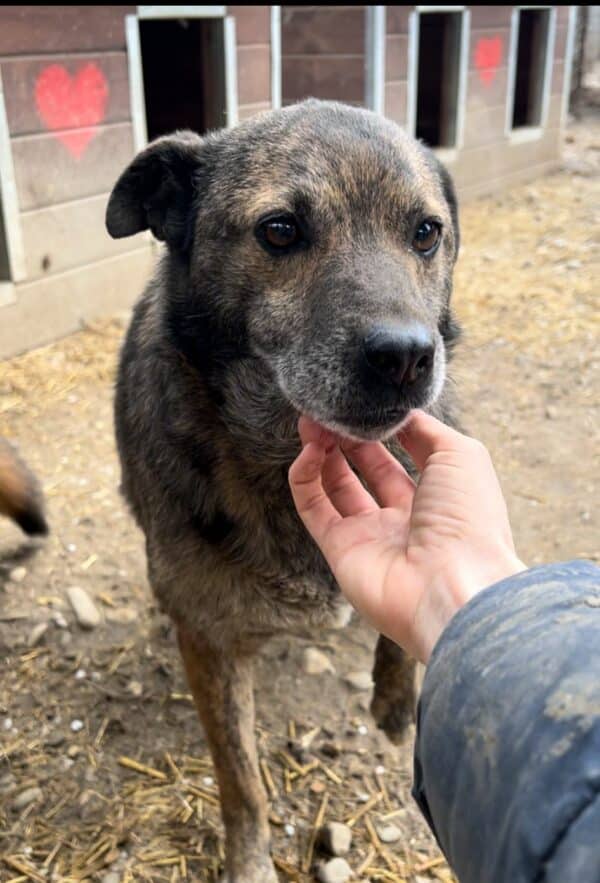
[106,131,204,250]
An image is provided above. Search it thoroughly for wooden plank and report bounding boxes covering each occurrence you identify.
[462,104,509,149]
[282,56,364,104]
[469,7,512,30]
[551,61,565,96]
[12,122,134,211]
[386,6,411,35]
[469,27,511,72]
[457,159,560,203]
[1,53,130,137]
[385,34,408,82]
[546,94,563,129]
[238,102,271,122]
[451,129,562,191]
[0,247,154,359]
[466,67,509,110]
[20,193,148,281]
[228,5,270,45]
[0,6,133,56]
[282,6,366,56]
[554,25,568,61]
[237,45,271,106]
[384,81,407,125]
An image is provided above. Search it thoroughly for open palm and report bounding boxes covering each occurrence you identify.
[289,412,524,662]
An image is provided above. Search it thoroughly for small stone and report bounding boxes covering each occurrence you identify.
[3,717,13,731]
[284,823,296,837]
[75,668,87,680]
[66,586,101,629]
[318,821,353,857]
[302,647,335,675]
[105,607,138,625]
[27,622,49,647]
[12,786,43,810]
[202,776,214,788]
[0,772,16,793]
[9,566,27,583]
[101,874,120,883]
[70,719,84,732]
[53,611,69,629]
[344,671,373,691]
[126,680,143,697]
[357,724,368,736]
[545,405,558,420]
[45,732,65,748]
[316,857,352,883]
[375,822,402,844]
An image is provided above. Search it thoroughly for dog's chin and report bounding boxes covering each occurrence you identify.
[313,411,413,443]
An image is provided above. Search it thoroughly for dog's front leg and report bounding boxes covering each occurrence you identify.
[178,629,277,883]
[371,634,417,744]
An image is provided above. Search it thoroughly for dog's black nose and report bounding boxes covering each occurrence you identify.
[363,325,435,390]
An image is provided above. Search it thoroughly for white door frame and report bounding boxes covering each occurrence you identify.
[365,6,386,114]
[505,5,557,141]
[0,69,25,290]
[127,5,238,151]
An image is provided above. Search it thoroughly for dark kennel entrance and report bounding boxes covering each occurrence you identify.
[139,17,226,140]
[511,8,551,129]
[415,11,463,148]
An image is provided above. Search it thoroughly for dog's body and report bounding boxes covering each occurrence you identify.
[0,438,48,536]
[107,100,460,882]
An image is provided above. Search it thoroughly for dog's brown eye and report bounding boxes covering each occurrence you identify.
[266,221,297,248]
[256,214,305,254]
[413,220,441,255]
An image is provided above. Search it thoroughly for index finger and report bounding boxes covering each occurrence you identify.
[288,441,342,547]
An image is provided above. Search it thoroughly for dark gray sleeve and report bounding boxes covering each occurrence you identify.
[412,560,600,883]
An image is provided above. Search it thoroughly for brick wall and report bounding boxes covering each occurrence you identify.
[229,6,272,121]
[0,5,153,357]
[282,6,367,106]
[451,5,570,200]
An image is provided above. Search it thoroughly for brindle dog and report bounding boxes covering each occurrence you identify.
[106,99,460,882]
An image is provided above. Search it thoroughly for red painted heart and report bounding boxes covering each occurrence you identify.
[474,36,503,86]
[35,63,109,159]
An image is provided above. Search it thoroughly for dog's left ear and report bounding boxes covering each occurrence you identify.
[106,131,204,250]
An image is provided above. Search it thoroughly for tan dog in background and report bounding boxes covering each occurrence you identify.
[0,438,48,536]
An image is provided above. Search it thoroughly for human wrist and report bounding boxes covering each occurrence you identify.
[414,549,527,664]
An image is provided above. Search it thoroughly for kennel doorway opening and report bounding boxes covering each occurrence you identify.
[139,17,227,140]
[511,8,552,129]
[413,10,465,149]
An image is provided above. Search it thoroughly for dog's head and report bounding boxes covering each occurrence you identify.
[107,100,459,441]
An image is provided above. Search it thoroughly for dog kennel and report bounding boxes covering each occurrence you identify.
[0,5,277,357]
[0,5,578,357]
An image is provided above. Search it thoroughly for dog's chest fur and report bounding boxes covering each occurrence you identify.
[115,283,347,643]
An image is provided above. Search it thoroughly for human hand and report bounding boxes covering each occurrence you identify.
[288,411,526,663]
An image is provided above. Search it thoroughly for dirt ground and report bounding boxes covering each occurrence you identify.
[1,112,598,883]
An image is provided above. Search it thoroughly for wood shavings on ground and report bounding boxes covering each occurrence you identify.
[1,117,598,881]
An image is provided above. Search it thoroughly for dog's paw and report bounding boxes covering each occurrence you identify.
[220,857,279,883]
[370,691,415,745]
